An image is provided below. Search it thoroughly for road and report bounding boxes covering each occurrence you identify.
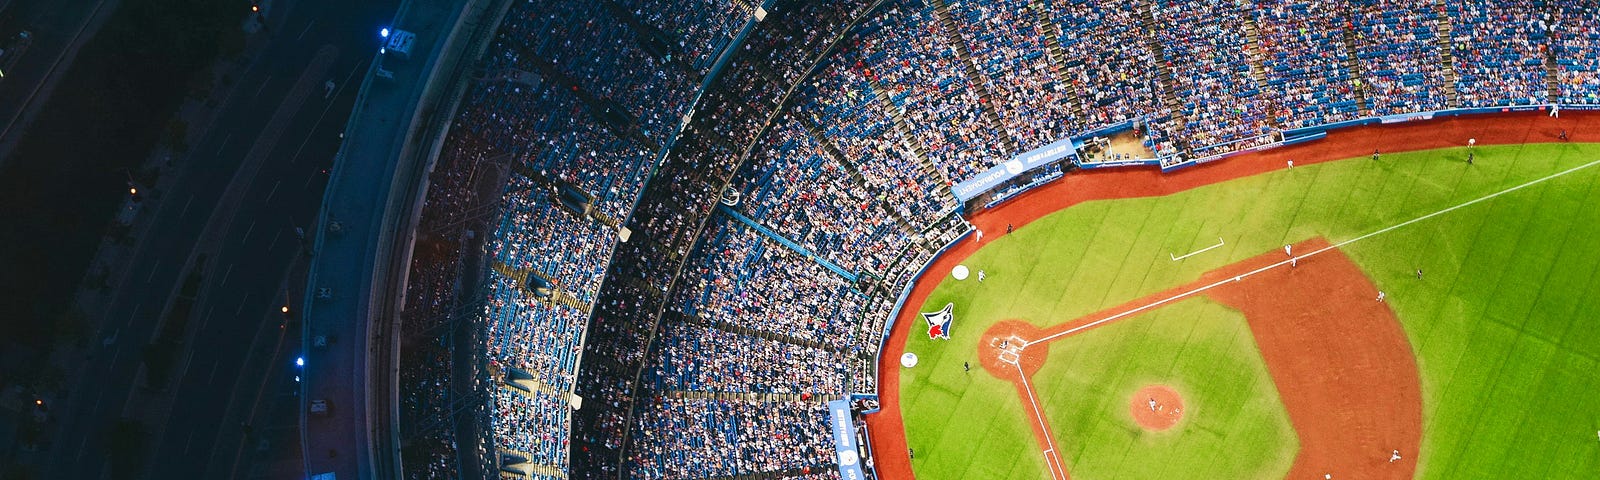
[0,0,117,166]
[38,0,398,478]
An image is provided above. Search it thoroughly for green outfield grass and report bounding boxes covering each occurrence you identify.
[900,143,1600,479]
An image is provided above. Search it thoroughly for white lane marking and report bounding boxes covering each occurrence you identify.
[1016,361,1066,480]
[1029,157,1600,346]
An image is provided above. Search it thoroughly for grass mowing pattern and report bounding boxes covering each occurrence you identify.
[1034,297,1296,479]
[900,143,1600,479]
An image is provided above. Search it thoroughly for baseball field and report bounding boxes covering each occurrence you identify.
[867,113,1600,479]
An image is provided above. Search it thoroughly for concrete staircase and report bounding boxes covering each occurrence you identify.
[1025,0,1089,120]
[501,376,566,402]
[795,113,917,233]
[1134,0,1193,155]
[669,310,842,352]
[520,55,665,151]
[1239,11,1283,129]
[1432,4,1462,107]
[1336,11,1374,116]
[928,0,1021,153]
[495,448,566,480]
[598,0,702,78]
[1546,37,1562,103]
[489,260,592,311]
[867,77,953,192]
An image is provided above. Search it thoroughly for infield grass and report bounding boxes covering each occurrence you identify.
[900,143,1600,479]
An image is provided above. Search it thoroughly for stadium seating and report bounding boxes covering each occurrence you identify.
[401,0,1600,477]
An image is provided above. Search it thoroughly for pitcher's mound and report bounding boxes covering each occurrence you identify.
[1130,385,1184,431]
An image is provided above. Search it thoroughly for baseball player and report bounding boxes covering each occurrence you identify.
[1290,257,1298,268]
[1149,398,1158,411]
[1390,449,1402,463]
[1284,244,1292,257]
[1287,159,1294,169]
[1377,291,1386,302]
[1372,149,1380,161]
[978,269,987,282]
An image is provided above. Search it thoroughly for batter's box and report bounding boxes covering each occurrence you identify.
[993,335,1027,365]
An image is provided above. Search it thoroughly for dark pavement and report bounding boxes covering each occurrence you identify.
[0,0,116,166]
[38,0,398,478]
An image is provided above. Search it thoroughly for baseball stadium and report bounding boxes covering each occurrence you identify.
[309,0,1600,478]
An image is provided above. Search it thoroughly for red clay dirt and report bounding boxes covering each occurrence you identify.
[1207,240,1423,480]
[978,238,1420,479]
[976,320,1049,379]
[858,110,1595,479]
[1130,385,1184,431]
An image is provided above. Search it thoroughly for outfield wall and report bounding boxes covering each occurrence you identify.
[955,103,1600,204]
[862,108,1600,480]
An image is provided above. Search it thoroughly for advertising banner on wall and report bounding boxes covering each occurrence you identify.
[951,138,1077,201]
[829,398,866,480]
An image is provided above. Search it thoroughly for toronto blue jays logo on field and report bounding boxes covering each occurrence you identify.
[923,303,954,340]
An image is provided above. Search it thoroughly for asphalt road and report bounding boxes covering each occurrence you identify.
[39,0,398,478]
[0,0,116,166]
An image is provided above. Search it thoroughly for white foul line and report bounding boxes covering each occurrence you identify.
[1027,157,1600,347]
[1170,237,1226,261]
[1015,361,1066,480]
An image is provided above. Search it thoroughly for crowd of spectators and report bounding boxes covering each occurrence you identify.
[492,386,571,465]
[950,0,1077,148]
[395,76,512,478]
[413,0,1600,478]
[671,216,867,351]
[1448,0,1551,107]
[731,119,908,276]
[856,0,1012,182]
[1346,0,1454,115]
[1049,0,1180,156]
[1154,0,1276,157]
[490,0,696,143]
[616,0,758,73]
[397,0,764,476]
[802,31,957,221]
[627,398,839,479]
[1554,1,1600,104]
[644,319,847,394]
[1253,0,1363,129]
[569,1,869,478]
